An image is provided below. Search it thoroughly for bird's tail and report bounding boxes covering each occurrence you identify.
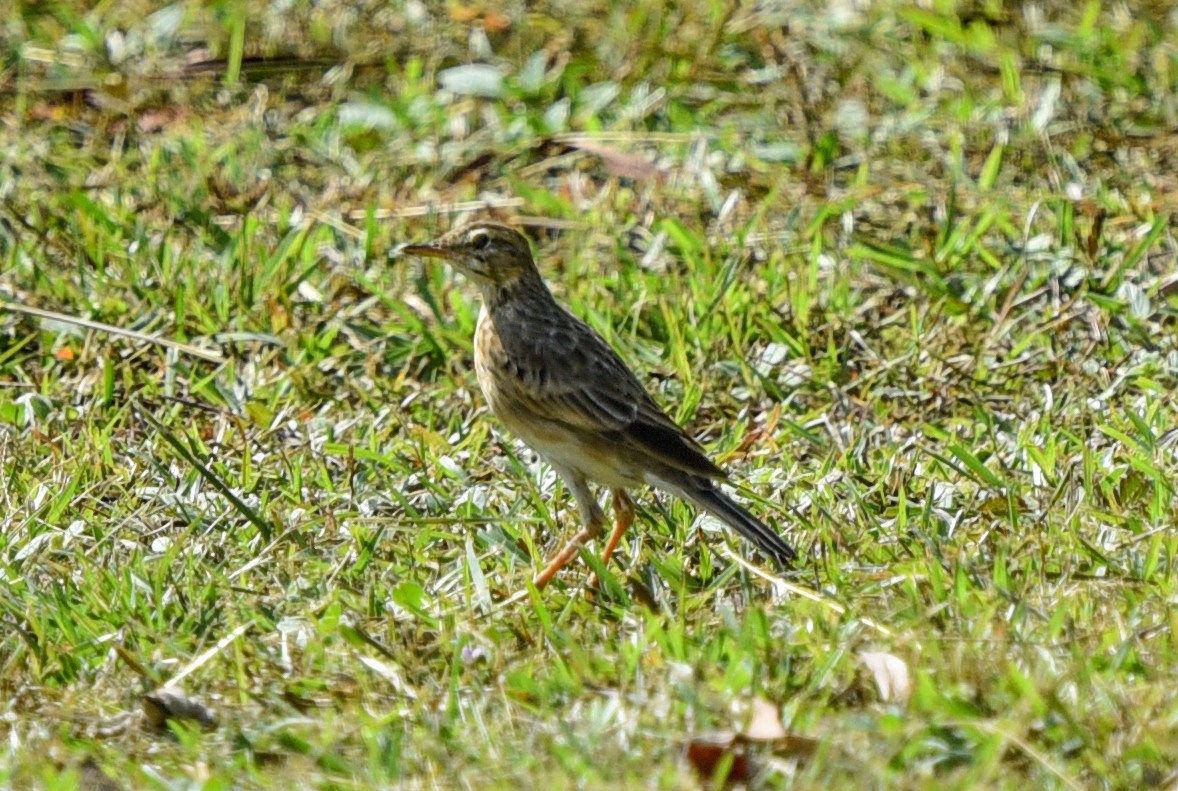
[681,478,796,566]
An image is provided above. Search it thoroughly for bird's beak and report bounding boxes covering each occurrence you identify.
[400,242,451,259]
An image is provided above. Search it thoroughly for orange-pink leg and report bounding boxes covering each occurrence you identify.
[532,472,602,590]
[532,489,636,590]
[533,521,601,590]
[599,489,635,569]
[587,490,635,589]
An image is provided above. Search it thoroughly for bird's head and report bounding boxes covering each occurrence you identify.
[401,222,540,295]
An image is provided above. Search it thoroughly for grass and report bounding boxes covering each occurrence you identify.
[2,0,1178,787]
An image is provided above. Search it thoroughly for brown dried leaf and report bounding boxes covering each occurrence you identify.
[685,698,819,785]
[683,731,757,785]
[483,11,511,34]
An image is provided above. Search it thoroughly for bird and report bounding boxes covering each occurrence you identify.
[401,221,796,588]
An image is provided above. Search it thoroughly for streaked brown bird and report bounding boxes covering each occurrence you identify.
[403,221,796,588]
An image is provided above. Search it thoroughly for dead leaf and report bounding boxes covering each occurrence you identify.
[685,697,818,785]
[684,731,757,785]
[744,697,787,741]
[184,48,212,66]
[744,697,819,760]
[566,139,662,179]
[267,297,289,333]
[137,107,185,134]
[860,651,911,704]
[142,686,218,730]
[483,11,511,33]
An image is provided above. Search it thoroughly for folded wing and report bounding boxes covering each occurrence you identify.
[492,303,726,480]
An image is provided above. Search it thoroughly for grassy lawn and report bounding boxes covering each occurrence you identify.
[2,1,1178,787]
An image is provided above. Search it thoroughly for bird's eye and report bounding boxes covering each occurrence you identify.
[469,231,491,250]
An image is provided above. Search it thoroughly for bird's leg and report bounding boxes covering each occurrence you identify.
[599,489,635,569]
[585,489,636,590]
[532,474,603,590]
[532,522,599,589]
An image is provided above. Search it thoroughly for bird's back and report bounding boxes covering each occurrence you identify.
[475,285,726,483]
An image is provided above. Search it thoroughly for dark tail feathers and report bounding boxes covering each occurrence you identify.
[685,480,796,566]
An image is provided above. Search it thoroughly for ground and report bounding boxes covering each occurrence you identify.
[2,1,1178,788]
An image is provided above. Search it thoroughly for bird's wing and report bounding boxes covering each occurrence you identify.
[490,303,726,480]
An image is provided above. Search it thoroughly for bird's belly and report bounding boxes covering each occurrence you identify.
[480,381,642,489]
[474,312,644,489]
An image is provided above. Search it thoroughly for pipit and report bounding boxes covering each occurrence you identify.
[403,222,796,588]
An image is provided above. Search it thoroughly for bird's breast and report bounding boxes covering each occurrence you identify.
[473,309,527,425]
[473,309,504,398]
[474,310,561,437]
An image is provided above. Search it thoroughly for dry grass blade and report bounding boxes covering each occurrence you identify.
[2,302,224,362]
[165,622,253,689]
